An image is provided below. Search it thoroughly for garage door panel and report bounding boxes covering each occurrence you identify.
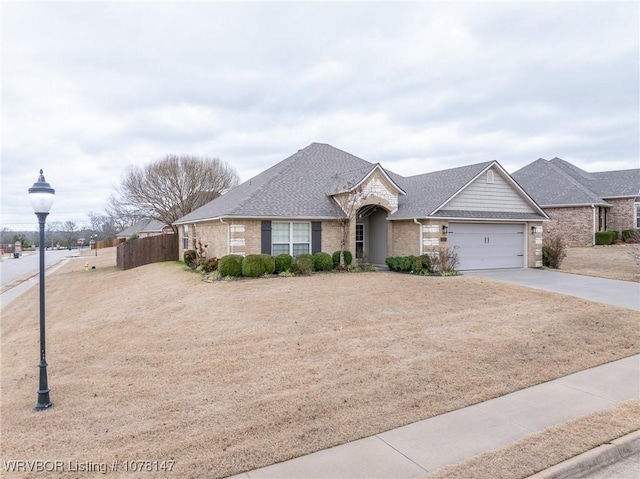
[448,223,524,270]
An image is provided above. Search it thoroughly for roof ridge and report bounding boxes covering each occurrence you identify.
[405,160,494,181]
[231,144,317,213]
[544,160,606,203]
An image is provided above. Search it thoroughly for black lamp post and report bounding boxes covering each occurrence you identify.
[29,169,55,410]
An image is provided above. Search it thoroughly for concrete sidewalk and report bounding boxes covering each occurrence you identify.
[229,355,639,478]
[463,268,640,311]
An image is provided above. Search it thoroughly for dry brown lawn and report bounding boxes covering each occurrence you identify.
[560,243,640,282]
[1,248,639,478]
[425,399,640,479]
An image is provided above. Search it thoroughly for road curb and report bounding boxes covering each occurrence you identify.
[528,430,640,479]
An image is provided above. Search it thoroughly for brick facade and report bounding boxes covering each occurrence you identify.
[543,207,594,247]
[179,217,545,268]
[606,198,636,233]
[542,199,637,247]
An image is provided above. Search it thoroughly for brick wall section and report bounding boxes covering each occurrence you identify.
[606,198,636,232]
[544,206,594,247]
[180,218,347,259]
[389,220,420,256]
[321,220,343,254]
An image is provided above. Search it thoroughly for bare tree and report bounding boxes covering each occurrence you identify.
[62,220,78,247]
[331,182,370,268]
[88,211,119,240]
[107,155,239,233]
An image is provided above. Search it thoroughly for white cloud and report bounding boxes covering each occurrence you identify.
[1,1,638,230]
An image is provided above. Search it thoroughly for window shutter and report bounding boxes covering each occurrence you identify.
[261,221,272,254]
[311,222,322,254]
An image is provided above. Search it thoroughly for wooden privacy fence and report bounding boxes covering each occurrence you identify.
[117,235,179,270]
[95,238,123,249]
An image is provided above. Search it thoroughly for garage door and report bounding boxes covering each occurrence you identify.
[447,223,525,270]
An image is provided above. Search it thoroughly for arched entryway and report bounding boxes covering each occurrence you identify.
[356,205,389,265]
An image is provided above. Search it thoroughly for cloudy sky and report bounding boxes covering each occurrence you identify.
[2,1,638,231]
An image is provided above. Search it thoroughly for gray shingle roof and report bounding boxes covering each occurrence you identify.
[175,143,546,224]
[117,219,170,237]
[175,143,374,223]
[512,158,639,206]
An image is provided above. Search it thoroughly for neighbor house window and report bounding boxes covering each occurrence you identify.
[183,225,189,250]
[636,204,640,228]
[272,222,310,257]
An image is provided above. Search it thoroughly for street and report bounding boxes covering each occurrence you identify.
[0,249,78,288]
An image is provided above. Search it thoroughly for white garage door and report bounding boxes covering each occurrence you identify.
[447,223,525,270]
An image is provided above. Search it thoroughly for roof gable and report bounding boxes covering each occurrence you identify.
[441,164,540,215]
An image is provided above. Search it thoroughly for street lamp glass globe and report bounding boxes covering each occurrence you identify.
[28,169,55,214]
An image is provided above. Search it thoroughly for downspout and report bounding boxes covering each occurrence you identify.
[591,205,596,246]
[414,219,423,255]
[219,218,230,255]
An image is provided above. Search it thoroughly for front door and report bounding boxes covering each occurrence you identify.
[356,206,388,265]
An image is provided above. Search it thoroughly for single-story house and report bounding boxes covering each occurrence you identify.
[512,158,640,247]
[116,219,174,241]
[174,143,549,270]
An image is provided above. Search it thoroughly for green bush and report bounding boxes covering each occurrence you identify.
[184,250,197,268]
[261,254,276,275]
[314,252,334,271]
[385,254,431,274]
[294,253,314,275]
[242,254,266,277]
[595,231,616,246]
[275,254,293,273]
[332,250,353,267]
[218,254,243,277]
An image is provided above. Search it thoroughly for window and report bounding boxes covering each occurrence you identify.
[272,222,310,257]
[356,224,364,259]
[486,170,495,184]
[636,204,640,228]
[183,225,189,250]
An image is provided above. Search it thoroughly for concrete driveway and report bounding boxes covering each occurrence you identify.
[463,268,640,311]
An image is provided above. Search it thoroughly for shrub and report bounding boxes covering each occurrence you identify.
[386,254,432,274]
[261,254,276,275]
[432,247,460,273]
[202,256,219,272]
[274,254,293,273]
[595,231,616,246]
[622,229,639,242]
[242,254,266,277]
[184,250,197,268]
[542,235,567,269]
[218,254,243,277]
[332,250,353,268]
[294,254,314,275]
[313,252,334,271]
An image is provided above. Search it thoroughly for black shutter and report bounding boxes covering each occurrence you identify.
[311,222,322,254]
[261,221,272,254]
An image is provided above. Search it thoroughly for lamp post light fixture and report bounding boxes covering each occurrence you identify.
[28,169,55,410]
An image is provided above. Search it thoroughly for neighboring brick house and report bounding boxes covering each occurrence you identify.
[174,143,549,270]
[116,219,174,241]
[512,158,640,247]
